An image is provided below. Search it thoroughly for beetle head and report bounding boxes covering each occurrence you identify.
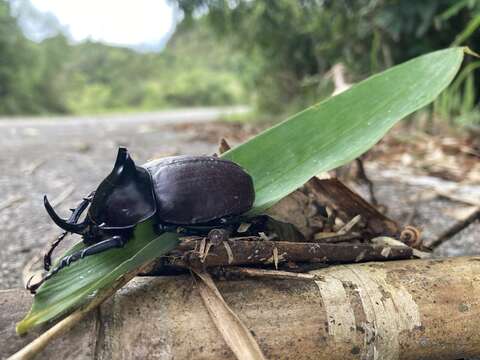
[44,147,156,244]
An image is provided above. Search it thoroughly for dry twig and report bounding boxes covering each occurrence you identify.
[337,214,361,234]
[217,266,314,280]
[193,270,266,360]
[313,232,361,243]
[429,208,480,249]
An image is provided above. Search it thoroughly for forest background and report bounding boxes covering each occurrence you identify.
[1,0,479,129]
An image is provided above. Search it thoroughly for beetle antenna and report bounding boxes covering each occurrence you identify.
[44,195,87,234]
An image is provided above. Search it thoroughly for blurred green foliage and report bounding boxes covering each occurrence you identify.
[0,1,251,115]
[0,1,67,113]
[176,0,480,125]
[1,0,480,126]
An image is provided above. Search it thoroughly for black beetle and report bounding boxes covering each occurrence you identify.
[28,147,255,292]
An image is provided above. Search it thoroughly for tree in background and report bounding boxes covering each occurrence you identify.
[0,0,251,115]
[0,0,38,114]
[175,0,480,123]
[1,0,479,121]
[0,0,72,114]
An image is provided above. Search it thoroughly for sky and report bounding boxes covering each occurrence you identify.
[29,0,176,47]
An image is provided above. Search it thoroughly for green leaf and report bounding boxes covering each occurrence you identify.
[222,47,465,213]
[16,222,179,334]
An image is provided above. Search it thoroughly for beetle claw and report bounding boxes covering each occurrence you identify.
[26,274,44,294]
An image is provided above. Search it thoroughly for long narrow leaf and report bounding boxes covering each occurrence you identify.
[222,47,465,213]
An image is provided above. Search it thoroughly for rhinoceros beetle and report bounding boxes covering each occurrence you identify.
[27,147,255,293]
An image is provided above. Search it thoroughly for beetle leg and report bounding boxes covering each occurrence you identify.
[43,191,95,271]
[49,235,127,277]
[43,232,68,271]
[29,235,127,294]
[155,223,179,234]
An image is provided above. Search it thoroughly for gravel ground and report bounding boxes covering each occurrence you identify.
[0,109,478,289]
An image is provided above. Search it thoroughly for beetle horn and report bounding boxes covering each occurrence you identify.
[112,147,137,178]
[44,195,87,234]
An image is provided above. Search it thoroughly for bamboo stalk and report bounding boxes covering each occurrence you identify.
[3,257,480,359]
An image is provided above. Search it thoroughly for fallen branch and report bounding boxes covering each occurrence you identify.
[166,237,413,269]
